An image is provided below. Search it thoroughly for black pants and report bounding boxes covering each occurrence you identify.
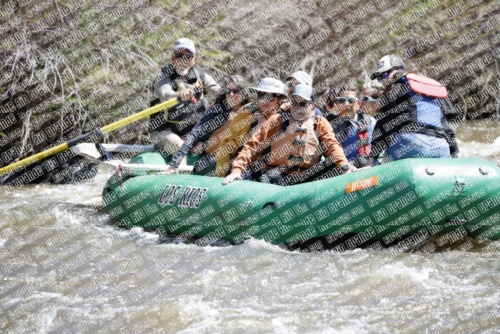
[192,153,235,177]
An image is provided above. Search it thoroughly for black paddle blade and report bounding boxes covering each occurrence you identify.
[96,143,115,161]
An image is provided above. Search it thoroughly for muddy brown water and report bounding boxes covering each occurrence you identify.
[0,120,499,333]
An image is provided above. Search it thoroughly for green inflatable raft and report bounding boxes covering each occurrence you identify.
[102,152,500,251]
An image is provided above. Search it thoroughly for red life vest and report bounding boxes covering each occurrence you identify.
[406,73,448,99]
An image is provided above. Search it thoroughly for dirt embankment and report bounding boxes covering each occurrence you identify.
[0,0,498,182]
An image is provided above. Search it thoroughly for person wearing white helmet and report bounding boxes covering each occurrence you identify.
[223,84,353,186]
[370,54,458,161]
[252,77,288,123]
[282,70,322,116]
[149,37,221,157]
[285,70,313,94]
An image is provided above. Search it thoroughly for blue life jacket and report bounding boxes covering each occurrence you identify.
[330,113,374,167]
[371,74,449,159]
[401,76,443,129]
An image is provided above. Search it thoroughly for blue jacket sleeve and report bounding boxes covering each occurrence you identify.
[169,112,215,168]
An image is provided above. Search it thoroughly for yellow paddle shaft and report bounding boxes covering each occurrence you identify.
[0,98,178,175]
[0,143,70,174]
[101,98,178,133]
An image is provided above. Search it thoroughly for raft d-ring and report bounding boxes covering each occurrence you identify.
[116,164,123,188]
[479,166,489,175]
[451,178,466,196]
[262,202,276,209]
[425,167,435,175]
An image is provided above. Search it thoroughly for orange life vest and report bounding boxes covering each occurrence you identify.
[266,116,322,172]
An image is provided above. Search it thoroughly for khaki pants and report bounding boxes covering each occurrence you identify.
[150,130,187,166]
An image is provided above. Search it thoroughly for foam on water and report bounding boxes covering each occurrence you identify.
[458,137,500,162]
[2,128,500,332]
[454,120,500,163]
[176,296,221,333]
[0,237,7,247]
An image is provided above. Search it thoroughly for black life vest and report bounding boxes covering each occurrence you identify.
[148,65,207,132]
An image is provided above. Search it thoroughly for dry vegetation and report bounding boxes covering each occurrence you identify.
[0,0,499,171]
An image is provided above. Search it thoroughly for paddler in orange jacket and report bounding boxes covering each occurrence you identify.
[223,84,356,186]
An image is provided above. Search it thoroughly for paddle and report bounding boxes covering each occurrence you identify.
[73,143,157,159]
[0,97,179,175]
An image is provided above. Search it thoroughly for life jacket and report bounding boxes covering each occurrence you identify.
[330,113,373,167]
[196,103,259,177]
[148,65,206,132]
[264,115,322,173]
[401,74,447,129]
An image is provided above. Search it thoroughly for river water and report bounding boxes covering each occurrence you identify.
[1,120,499,333]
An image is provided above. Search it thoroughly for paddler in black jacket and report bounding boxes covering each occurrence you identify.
[149,38,221,158]
[163,75,259,177]
[369,55,459,162]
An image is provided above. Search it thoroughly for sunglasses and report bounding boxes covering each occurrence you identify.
[291,100,311,107]
[174,52,193,61]
[223,88,242,94]
[376,71,391,81]
[361,96,378,102]
[336,97,359,105]
[257,92,280,100]
[286,80,298,89]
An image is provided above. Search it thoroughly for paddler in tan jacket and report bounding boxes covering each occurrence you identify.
[223,84,356,186]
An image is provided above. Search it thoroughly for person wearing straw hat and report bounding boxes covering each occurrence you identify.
[149,38,221,157]
[223,84,354,186]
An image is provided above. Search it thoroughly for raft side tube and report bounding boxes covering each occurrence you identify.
[102,157,500,250]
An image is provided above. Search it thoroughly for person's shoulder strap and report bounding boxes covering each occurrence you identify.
[192,67,206,83]
[313,114,321,131]
[280,116,290,132]
[248,104,260,128]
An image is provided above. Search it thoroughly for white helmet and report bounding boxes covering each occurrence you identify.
[251,78,287,97]
[371,55,405,79]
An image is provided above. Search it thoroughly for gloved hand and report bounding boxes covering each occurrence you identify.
[177,88,194,101]
[222,171,242,185]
